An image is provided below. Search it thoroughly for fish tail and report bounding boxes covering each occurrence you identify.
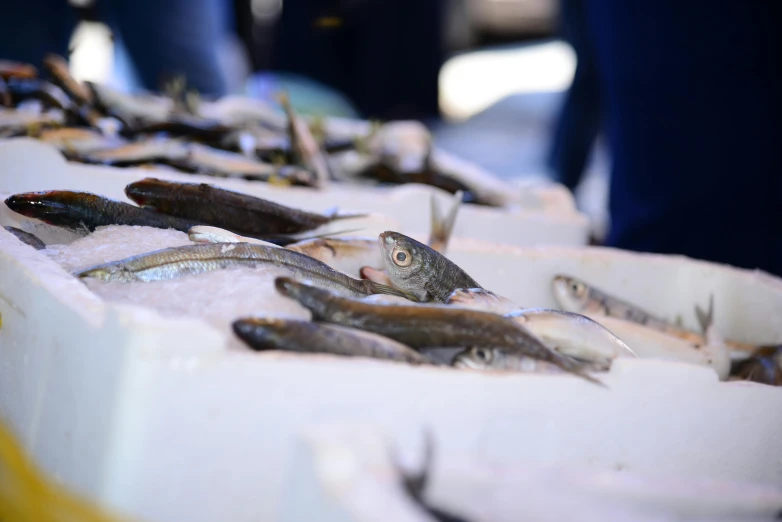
[427,190,462,254]
[322,206,369,221]
[694,294,714,336]
[544,348,608,388]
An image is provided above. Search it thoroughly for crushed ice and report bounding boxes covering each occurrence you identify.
[44,225,311,348]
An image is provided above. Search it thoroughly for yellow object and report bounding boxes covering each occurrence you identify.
[0,420,134,522]
[313,16,343,28]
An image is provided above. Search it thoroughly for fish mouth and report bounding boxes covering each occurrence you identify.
[124,178,166,205]
[4,192,70,219]
[378,230,398,249]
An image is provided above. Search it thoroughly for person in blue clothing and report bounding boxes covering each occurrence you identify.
[550,1,782,276]
[0,0,232,96]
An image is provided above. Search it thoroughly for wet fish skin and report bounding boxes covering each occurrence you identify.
[453,347,564,374]
[445,288,522,314]
[75,242,414,299]
[379,231,481,302]
[43,54,94,106]
[125,177,332,236]
[3,226,46,250]
[552,274,759,354]
[274,277,601,384]
[233,317,429,364]
[4,190,199,233]
[505,308,637,370]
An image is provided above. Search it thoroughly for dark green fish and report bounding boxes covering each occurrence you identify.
[233,317,429,364]
[379,231,481,302]
[125,178,360,237]
[4,190,198,233]
[274,277,601,384]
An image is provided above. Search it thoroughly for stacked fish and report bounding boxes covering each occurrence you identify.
[0,55,517,207]
[4,178,779,387]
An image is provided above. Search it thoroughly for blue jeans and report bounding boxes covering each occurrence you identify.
[0,0,231,96]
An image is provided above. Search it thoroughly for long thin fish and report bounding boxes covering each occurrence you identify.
[453,347,566,374]
[125,178,358,237]
[4,191,199,233]
[233,318,429,364]
[379,231,481,302]
[552,274,760,354]
[274,276,601,384]
[75,243,413,299]
[3,226,46,250]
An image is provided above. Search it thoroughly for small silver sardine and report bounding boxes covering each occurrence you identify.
[453,347,565,374]
[75,242,413,299]
[552,274,758,354]
[445,288,522,315]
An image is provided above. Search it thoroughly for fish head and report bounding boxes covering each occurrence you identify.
[452,347,498,370]
[552,274,590,312]
[123,177,174,208]
[378,231,432,299]
[274,276,334,316]
[74,262,132,282]
[4,191,91,228]
[232,317,291,350]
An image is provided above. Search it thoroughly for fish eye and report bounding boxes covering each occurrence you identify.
[391,246,412,267]
[570,281,586,297]
[474,348,491,362]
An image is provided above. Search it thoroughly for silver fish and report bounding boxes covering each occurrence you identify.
[505,309,637,370]
[453,347,565,374]
[75,242,413,299]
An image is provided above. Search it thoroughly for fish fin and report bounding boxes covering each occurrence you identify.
[322,207,370,221]
[360,266,393,285]
[400,427,434,501]
[367,281,420,302]
[695,294,715,336]
[427,190,462,254]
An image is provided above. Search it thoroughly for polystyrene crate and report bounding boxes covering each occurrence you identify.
[1,223,782,522]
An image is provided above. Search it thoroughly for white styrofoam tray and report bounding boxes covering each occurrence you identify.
[1,222,782,522]
[0,138,589,248]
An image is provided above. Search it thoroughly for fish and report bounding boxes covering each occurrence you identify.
[379,231,481,302]
[445,288,522,315]
[278,92,331,187]
[80,138,190,166]
[126,116,232,142]
[5,78,74,111]
[37,127,125,155]
[232,318,429,364]
[42,54,94,106]
[125,178,356,237]
[4,191,199,233]
[552,274,760,354]
[360,265,394,286]
[180,144,313,185]
[3,226,46,250]
[75,243,414,299]
[287,237,381,277]
[587,314,731,379]
[427,190,462,254]
[187,225,279,247]
[86,81,173,125]
[452,347,566,374]
[730,345,782,386]
[0,60,38,80]
[0,107,64,134]
[505,309,638,370]
[273,276,602,384]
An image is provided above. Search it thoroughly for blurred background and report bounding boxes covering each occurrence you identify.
[64,0,610,237]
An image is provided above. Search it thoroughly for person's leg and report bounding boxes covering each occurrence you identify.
[107,0,232,96]
[0,0,75,69]
[547,0,601,191]
[586,1,782,274]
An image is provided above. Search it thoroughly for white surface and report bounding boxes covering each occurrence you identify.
[282,425,782,522]
[2,222,782,522]
[0,138,589,248]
